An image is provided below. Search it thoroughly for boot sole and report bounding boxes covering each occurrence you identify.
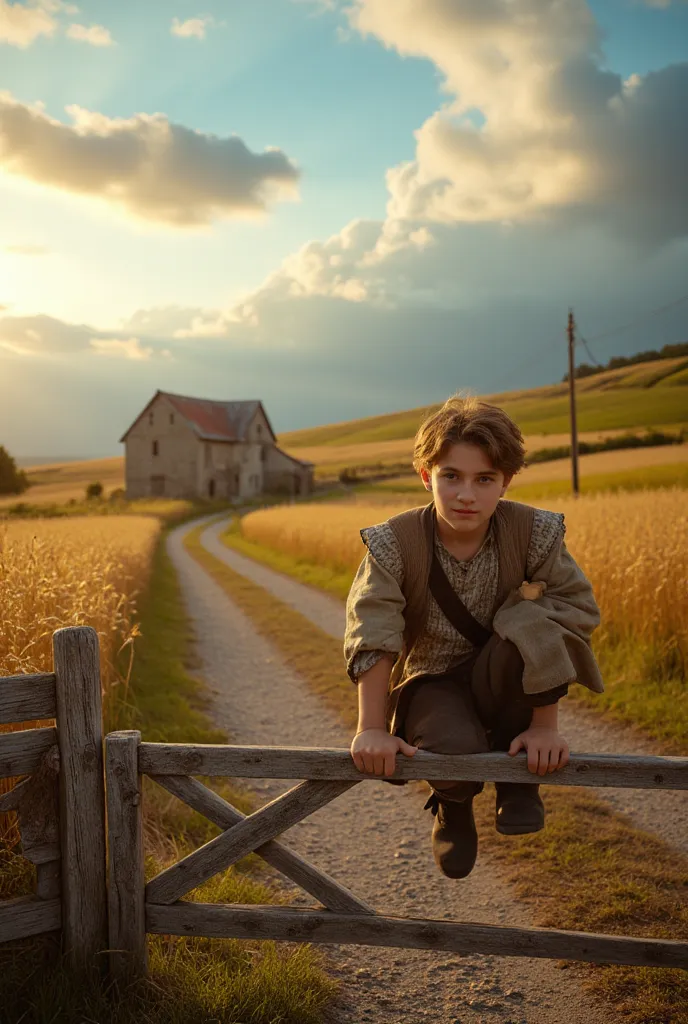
[496,820,544,835]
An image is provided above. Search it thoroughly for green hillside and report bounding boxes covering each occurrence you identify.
[279,357,688,448]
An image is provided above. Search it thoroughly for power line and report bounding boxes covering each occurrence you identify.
[579,336,603,367]
[496,287,688,388]
[584,291,688,346]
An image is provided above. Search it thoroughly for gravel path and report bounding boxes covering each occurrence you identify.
[167,517,634,1024]
[200,516,687,856]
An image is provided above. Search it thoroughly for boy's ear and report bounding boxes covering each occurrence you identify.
[500,473,513,496]
[419,467,432,491]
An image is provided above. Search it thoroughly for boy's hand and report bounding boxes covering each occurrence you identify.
[508,727,570,776]
[351,728,418,777]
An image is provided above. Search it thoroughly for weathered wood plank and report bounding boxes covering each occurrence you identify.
[139,745,688,791]
[16,746,60,864]
[0,727,57,779]
[150,774,376,915]
[0,896,61,944]
[107,731,147,983]
[36,860,61,901]
[0,777,30,813]
[0,673,56,724]
[146,903,688,970]
[146,780,357,906]
[53,626,107,970]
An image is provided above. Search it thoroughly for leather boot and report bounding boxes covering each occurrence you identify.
[495,782,544,835]
[424,792,478,878]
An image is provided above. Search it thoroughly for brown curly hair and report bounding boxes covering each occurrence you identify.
[413,394,526,478]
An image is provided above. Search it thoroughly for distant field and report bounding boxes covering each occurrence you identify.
[291,426,682,480]
[370,442,688,497]
[0,455,125,507]
[279,356,688,450]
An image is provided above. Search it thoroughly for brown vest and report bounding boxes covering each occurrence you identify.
[383,499,535,720]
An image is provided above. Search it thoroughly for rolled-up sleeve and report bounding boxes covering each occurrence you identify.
[344,551,406,683]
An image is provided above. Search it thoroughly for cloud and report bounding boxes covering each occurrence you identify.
[0,0,59,47]
[90,336,156,360]
[170,15,213,39]
[0,91,300,226]
[0,313,172,358]
[345,0,688,244]
[66,22,114,46]
[4,242,51,255]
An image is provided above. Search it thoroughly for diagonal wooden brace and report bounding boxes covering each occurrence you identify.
[146,779,358,905]
[149,774,375,915]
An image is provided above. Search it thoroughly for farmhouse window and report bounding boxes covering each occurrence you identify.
[152,440,159,456]
[170,413,174,425]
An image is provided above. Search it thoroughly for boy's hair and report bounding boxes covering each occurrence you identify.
[412,394,526,478]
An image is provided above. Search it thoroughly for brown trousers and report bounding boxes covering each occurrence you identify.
[399,633,565,801]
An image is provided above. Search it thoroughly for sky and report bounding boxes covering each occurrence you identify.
[1,0,687,458]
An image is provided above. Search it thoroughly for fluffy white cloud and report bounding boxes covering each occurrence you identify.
[170,15,213,39]
[0,92,300,226]
[346,0,688,243]
[66,22,114,46]
[0,0,62,47]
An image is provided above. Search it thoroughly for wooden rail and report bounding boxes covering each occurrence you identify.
[106,730,688,985]
[138,743,687,790]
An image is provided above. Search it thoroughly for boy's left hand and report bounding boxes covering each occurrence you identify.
[508,727,570,775]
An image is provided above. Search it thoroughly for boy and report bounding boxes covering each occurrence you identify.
[344,395,604,879]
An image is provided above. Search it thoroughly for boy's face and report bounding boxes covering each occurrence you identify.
[419,442,512,537]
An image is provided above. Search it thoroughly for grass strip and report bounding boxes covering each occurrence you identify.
[189,523,688,1024]
[0,525,336,1024]
[219,520,687,754]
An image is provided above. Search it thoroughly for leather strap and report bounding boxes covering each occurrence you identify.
[429,550,492,648]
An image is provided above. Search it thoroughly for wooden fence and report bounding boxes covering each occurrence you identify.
[0,626,106,969]
[2,626,687,988]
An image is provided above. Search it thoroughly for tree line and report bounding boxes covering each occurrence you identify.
[563,341,688,382]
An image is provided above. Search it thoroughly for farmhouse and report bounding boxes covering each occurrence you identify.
[119,390,313,501]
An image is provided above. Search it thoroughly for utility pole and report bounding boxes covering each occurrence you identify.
[567,308,580,497]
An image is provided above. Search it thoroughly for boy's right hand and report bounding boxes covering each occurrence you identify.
[350,728,418,777]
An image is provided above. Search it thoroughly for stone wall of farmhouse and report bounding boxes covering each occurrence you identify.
[124,394,199,499]
[263,446,313,497]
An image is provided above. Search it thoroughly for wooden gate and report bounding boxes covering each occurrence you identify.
[1,626,687,984]
[106,730,688,984]
[0,627,107,969]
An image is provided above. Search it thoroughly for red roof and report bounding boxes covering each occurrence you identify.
[120,391,276,443]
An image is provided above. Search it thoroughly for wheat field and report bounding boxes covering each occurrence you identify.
[1,515,160,707]
[240,489,687,684]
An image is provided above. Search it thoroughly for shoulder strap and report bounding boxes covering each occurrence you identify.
[492,499,535,610]
[428,551,492,648]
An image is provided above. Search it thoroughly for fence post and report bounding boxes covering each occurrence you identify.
[106,730,147,983]
[52,626,108,971]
